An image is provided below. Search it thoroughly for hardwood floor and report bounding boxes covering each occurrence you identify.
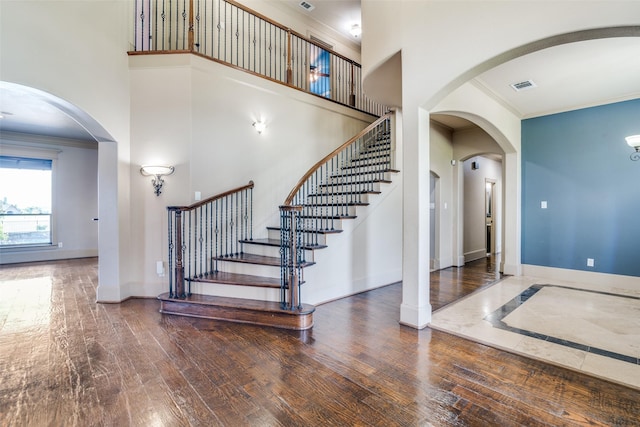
[1,257,639,426]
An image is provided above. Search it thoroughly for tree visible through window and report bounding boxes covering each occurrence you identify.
[0,156,53,246]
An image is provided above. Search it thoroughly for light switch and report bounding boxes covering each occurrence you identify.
[195,191,202,201]
[541,201,547,209]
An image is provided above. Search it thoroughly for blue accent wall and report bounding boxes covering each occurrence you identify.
[522,98,640,277]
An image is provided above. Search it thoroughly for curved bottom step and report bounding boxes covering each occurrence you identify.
[158,292,315,330]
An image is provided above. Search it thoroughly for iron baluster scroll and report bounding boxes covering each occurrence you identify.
[167,180,254,298]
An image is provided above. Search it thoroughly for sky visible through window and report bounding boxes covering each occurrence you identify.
[0,168,52,245]
[0,168,51,213]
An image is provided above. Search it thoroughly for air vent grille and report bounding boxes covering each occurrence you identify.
[299,1,315,11]
[510,80,537,91]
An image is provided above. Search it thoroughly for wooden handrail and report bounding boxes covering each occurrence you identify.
[223,0,360,66]
[282,113,392,205]
[168,180,254,211]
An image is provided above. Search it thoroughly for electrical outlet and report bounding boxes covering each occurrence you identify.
[587,258,595,267]
[156,261,165,277]
[58,242,63,248]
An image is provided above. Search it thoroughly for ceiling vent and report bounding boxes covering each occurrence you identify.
[510,79,537,92]
[299,1,315,11]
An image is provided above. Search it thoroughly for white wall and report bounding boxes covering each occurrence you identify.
[1,0,132,301]
[128,53,381,298]
[462,155,502,262]
[0,137,98,264]
[1,0,384,303]
[243,1,361,63]
[429,122,454,270]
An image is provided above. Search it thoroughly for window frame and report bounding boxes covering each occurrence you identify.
[0,144,60,251]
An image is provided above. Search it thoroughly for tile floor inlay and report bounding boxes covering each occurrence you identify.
[484,284,640,365]
[429,276,640,390]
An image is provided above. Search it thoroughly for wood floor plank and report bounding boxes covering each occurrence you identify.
[1,257,639,426]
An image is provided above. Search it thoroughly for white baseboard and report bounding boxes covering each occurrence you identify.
[522,264,640,293]
[0,248,97,265]
[464,249,486,263]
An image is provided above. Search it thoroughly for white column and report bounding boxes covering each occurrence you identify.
[400,106,432,329]
[96,140,122,302]
[501,151,522,276]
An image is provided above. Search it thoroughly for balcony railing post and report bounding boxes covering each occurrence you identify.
[349,62,356,107]
[188,0,194,51]
[286,29,293,85]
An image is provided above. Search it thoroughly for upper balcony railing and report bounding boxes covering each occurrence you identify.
[132,0,386,117]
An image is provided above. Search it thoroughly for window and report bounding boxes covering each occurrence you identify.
[0,155,54,247]
[309,45,331,98]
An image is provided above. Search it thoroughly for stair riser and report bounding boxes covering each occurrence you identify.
[317,182,382,194]
[297,217,346,231]
[361,145,391,154]
[267,228,329,246]
[213,260,281,277]
[327,172,392,184]
[307,194,370,204]
[337,165,391,174]
[187,282,282,302]
[159,297,314,331]
[241,243,315,261]
[301,206,356,218]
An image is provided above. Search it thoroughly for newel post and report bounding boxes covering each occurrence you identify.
[174,210,186,299]
[279,205,303,310]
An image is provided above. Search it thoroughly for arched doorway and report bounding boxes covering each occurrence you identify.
[0,81,119,301]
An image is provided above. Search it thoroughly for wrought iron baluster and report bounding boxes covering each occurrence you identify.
[168,209,174,297]
[234,191,239,255]
[215,199,220,271]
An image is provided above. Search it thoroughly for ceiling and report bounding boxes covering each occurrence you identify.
[1,2,639,141]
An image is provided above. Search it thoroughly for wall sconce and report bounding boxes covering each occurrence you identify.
[350,24,361,38]
[253,120,266,134]
[625,135,640,161]
[140,165,175,196]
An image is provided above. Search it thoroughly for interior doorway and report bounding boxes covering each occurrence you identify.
[430,172,438,271]
[485,179,496,256]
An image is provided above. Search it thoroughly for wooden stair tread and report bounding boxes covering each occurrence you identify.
[298,214,357,219]
[240,238,327,250]
[302,202,368,208]
[342,162,391,170]
[332,169,397,178]
[351,155,390,162]
[267,226,343,235]
[214,252,315,268]
[309,190,381,196]
[319,179,391,187]
[188,271,281,288]
[158,292,315,330]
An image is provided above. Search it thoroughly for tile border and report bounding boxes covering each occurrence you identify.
[484,284,640,365]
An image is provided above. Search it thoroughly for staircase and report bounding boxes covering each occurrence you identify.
[158,113,397,330]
